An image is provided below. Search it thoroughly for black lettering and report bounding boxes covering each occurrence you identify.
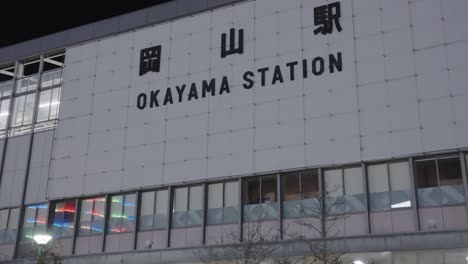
[137,93,147,110]
[272,65,284,85]
[302,59,308,79]
[329,52,343,73]
[243,71,255,89]
[312,57,325,76]
[150,90,160,108]
[286,61,298,81]
[257,67,269,87]
[202,78,216,98]
[176,85,186,102]
[163,88,173,105]
[188,83,198,101]
[219,76,230,95]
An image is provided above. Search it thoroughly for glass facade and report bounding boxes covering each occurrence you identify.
[139,189,169,231]
[172,186,203,228]
[415,156,465,207]
[207,181,239,225]
[324,167,365,214]
[283,170,320,218]
[21,204,48,242]
[78,197,106,236]
[0,54,63,138]
[50,200,76,238]
[368,161,412,211]
[243,175,279,222]
[108,193,137,233]
[0,208,19,244]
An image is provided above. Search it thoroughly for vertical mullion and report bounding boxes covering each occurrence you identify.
[238,178,243,242]
[277,173,283,240]
[71,198,81,255]
[201,183,207,245]
[362,162,371,234]
[458,153,468,221]
[133,191,141,250]
[166,186,173,248]
[408,157,421,231]
[101,194,110,253]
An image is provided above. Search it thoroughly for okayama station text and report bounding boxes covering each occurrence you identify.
[136,52,342,110]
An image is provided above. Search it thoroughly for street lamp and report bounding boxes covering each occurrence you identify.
[33,234,52,263]
[33,234,52,245]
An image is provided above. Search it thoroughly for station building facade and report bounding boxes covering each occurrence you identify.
[0,0,468,263]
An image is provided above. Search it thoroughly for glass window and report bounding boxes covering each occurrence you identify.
[416,160,438,188]
[108,193,136,233]
[140,189,169,231]
[0,208,19,245]
[36,87,61,128]
[50,200,76,238]
[10,93,36,136]
[207,181,239,225]
[325,167,365,214]
[21,204,48,242]
[172,186,203,228]
[438,157,462,186]
[283,171,320,219]
[368,162,413,211]
[244,176,279,222]
[78,197,106,236]
[416,157,465,207]
[0,99,10,131]
[284,173,300,201]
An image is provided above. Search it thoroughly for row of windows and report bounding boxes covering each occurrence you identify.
[0,153,466,245]
[0,54,63,138]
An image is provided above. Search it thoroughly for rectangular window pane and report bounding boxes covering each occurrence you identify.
[261,176,277,203]
[224,181,239,207]
[154,190,168,229]
[0,210,8,230]
[344,167,364,195]
[36,205,48,230]
[301,170,319,199]
[208,183,223,209]
[37,90,52,122]
[416,160,438,188]
[174,188,188,212]
[12,95,25,127]
[24,207,36,228]
[284,173,300,201]
[244,178,260,205]
[50,87,61,120]
[189,186,203,210]
[122,194,136,232]
[8,208,19,229]
[368,164,389,193]
[155,190,168,215]
[141,191,155,216]
[325,169,343,197]
[438,157,462,186]
[368,164,390,211]
[109,195,123,233]
[0,99,10,129]
[79,199,93,235]
[22,94,36,125]
[140,191,155,231]
[389,162,411,191]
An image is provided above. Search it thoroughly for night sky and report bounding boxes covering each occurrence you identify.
[0,1,172,48]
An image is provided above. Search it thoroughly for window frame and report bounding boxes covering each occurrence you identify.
[367,160,413,212]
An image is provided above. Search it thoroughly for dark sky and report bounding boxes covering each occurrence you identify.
[0,1,172,48]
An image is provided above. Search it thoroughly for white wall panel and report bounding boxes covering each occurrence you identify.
[0,135,30,208]
[47,0,468,199]
[25,130,54,204]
